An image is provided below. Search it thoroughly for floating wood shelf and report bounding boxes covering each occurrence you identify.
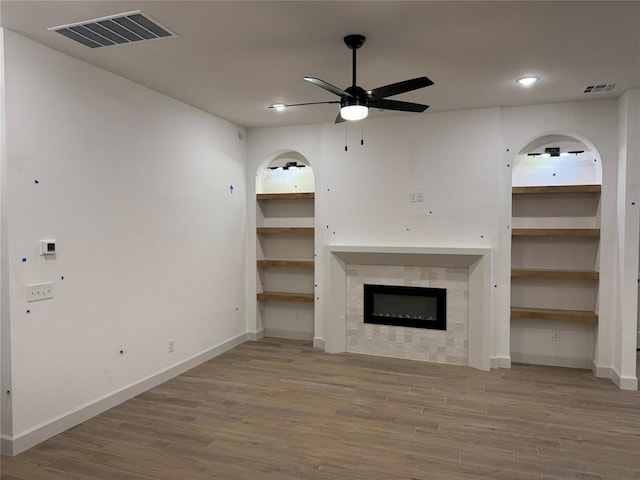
[258,259,314,268]
[257,291,314,303]
[511,307,598,324]
[512,185,601,195]
[511,268,599,280]
[257,227,314,234]
[257,192,315,200]
[511,228,600,237]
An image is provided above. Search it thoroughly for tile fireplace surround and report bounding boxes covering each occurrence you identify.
[323,246,492,371]
[347,265,467,364]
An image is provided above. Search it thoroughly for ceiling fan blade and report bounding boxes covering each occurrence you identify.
[334,112,345,124]
[304,77,353,98]
[368,76,434,100]
[269,100,340,108]
[370,99,429,113]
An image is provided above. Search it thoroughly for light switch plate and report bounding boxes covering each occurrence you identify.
[27,282,54,302]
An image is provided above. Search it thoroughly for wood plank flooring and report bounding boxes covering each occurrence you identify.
[2,339,639,480]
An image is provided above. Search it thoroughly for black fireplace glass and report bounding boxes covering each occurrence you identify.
[363,284,446,330]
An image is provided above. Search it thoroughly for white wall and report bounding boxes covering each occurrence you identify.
[1,31,248,453]
[247,98,638,388]
[615,89,640,389]
[0,28,12,447]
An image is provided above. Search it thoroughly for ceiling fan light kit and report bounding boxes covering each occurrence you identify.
[340,104,369,121]
[273,34,433,124]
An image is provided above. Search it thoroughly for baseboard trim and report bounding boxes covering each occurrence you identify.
[611,367,638,391]
[511,353,592,370]
[264,328,313,341]
[592,362,638,390]
[490,356,511,369]
[247,329,265,341]
[313,337,325,349]
[3,332,248,456]
[592,362,613,379]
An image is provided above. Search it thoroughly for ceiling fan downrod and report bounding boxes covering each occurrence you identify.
[344,34,366,88]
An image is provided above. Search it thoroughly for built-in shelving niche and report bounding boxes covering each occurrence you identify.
[510,135,602,369]
[256,153,315,341]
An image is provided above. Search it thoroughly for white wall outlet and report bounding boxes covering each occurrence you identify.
[168,339,175,353]
[409,192,417,203]
[552,330,561,342]
[27,282,54,302]
[416,192,424,203]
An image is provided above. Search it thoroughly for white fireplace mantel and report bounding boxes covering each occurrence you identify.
[322,245,493,371]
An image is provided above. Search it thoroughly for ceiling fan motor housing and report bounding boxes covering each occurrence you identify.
[342,85,369,108]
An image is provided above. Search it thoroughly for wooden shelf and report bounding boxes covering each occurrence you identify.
[511,307,598,324]
[257,291,314,303]
[257,192,314,200]
[257,227,314,234]
[511,268,599,280]
[511,228,600,237]
[512,185,601,195]
[258,259,314,268]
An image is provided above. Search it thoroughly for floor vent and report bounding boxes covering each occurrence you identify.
[48,11,176,49]
[583,83,616,94]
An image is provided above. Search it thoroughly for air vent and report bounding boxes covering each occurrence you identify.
[583,83,616,94]
[48,11,176,48]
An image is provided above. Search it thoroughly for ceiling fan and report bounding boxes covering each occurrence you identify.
[269,34,434,123]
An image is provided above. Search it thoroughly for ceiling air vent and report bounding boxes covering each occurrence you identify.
[48,11,176,49]
[583,83,616,94]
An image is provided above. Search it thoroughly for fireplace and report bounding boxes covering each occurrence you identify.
[364,284,447,330]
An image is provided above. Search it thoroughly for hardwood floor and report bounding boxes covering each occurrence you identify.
[2,339,639,480]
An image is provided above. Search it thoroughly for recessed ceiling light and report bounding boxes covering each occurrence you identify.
[269,103,286,111]
[517,76,539,87]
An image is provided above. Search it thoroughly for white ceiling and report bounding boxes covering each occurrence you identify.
[2,1,639,128]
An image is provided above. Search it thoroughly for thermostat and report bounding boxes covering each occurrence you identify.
[40,239,57,256]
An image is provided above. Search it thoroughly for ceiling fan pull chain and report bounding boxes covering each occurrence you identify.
[345,123,348,151]
[361,121,365,146]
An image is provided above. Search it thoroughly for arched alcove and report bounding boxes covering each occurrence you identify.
[510,133,602,370]
[254,150,316,341]
[512,133,602,187]
[256,151,315,194]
